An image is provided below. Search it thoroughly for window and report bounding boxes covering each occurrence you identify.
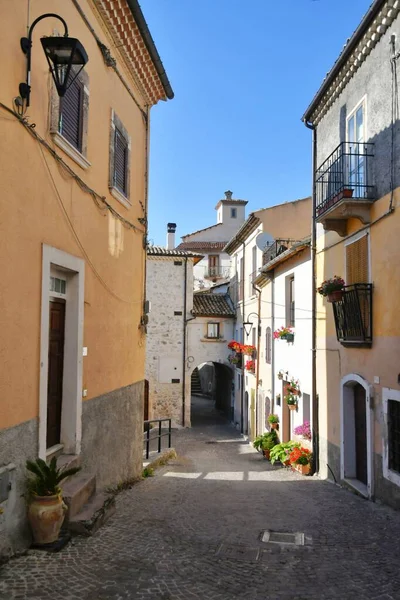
[286,275,295,327]
[50,68,89,168]
[109,111,131,205]
[59,78,84,151]
[50,276,66,295]
[388,400,400,474]
[265,327,271,364]
[231,208,237,218]
[346,234,369,284]
[208,255,219,277]
[207,323,220,339]
[347,101,365,197]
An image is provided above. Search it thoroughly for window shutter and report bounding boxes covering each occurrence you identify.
[114,128,128,194]
[346,235,369,284]
[266,327,271,364]
[59,79,83,150]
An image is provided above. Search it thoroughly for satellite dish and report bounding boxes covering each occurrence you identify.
[255,232,272,251]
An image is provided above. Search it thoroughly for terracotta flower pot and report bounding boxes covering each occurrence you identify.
[262,449,270,460]
[327,289,344,303]
[270,423,279,430]
[294,463,311,476]
[28,494,67,545]
[288,404,297,411]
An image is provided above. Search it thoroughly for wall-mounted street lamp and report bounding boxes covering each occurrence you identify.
[243,312,261,338]
[18,13,88,108]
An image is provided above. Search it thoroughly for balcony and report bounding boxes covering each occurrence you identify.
[262,240,293,266]
[315,142,375,237]
[332,284,373,347]
[204,266,231,281]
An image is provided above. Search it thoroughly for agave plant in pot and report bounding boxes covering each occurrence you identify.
[26,457,81,545]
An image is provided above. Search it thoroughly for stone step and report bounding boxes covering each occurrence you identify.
[57,454,82,474]
[68,492,116,536]
[62,473,96,518]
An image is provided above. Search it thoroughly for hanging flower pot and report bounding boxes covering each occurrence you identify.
[327,289,344,303]
[288,404,297,411]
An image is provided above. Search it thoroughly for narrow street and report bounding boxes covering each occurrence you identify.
[2,397,400,600]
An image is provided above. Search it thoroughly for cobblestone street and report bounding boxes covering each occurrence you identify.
[2,397,400,600]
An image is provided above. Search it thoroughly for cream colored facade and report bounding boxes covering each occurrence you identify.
[0,0,171,557]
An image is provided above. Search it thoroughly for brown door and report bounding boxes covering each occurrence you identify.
[47,301,65,449]
[281,381,291,442]
[354,383,368,485]
[144,379,149,421]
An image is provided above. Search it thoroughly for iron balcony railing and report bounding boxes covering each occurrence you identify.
[143,418,172,460]
[204,266,231,279]
[332,283,373,346]
[262,240,296,266]
[315,142,374,218]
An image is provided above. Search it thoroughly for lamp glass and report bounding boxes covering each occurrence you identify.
[243,322,252,337]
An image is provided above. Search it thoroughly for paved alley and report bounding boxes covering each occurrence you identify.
[2,397,400,600]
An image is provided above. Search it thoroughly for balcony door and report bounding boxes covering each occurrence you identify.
[347,102,365,197]
[209,255,219,278]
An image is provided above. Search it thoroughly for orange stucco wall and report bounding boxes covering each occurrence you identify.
[0,1,148,429]
[316,188,400,457]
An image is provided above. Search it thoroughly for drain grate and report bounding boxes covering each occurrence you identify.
[261,530,305,546]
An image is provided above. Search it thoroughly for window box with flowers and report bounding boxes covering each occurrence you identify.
[274,326,294,343]
[318,275,345,303]
[227,340,244,368]
[242,344,256,357]
[289,446,312,475]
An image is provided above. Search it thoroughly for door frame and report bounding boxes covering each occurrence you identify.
[340,373,374,498]
[39,245,84,459]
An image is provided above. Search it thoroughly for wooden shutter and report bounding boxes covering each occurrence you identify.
[266,327,271,364]
[346,235,369,284]
[114,128,128,194]
[59,79,83,151]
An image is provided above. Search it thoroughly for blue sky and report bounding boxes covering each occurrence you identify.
[141,0,372,246]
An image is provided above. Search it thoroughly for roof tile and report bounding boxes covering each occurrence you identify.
[193,293,235,318]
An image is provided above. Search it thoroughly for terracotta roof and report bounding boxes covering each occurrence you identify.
[175,241,227,252]
[181,223,223,239]
[193,293,235,318]
[147,246,203,262]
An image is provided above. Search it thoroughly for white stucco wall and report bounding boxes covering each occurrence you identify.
[193,252,232,290]
[272,252,313,438]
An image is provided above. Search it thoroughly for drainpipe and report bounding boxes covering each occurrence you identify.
[305,119,319,473]
[182,257,188,426]
[240,241,246,434]
[271,273,275,415]
[254,284,262,436]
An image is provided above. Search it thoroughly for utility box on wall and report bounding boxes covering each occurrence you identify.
[158,356,182,383]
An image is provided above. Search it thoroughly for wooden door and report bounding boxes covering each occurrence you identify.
[281,381,291,442]
[47,301,65,449]
[354,383,368,485]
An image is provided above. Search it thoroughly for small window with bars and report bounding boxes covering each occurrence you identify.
[388,399,400,474]
[59,78,84,151]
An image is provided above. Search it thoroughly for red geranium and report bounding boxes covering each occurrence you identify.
[289,446,311,466]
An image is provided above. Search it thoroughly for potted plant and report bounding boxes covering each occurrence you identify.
[245,359,255,373]
[317,275,345,303]
[273,326,294,341]
[267,414,279,430]
[285,378,300,410]
[294,421,311,441]
[253,430,278,459]
[26,457,81,545]
[269,441,300,466]
[289,446,312,475]
[242,344,256,356]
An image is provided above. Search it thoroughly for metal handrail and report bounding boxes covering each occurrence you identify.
[143,418,172,460]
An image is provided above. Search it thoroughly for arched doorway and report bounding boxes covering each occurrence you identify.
[341,374,373,498]
[191,362,233,426]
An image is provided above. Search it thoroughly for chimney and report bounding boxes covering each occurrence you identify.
[166,223,177,249]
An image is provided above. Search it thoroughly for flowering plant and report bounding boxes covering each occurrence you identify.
[289,446,312,466]
[267,413,279,424]
[228,353,242,365]
[273,326,294,340]
[294,421,311,440]
[285,378,300,405]
[227,340,243,352]
[317,275,345,297]
[242,344,256,356]
[245,359,255,372]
